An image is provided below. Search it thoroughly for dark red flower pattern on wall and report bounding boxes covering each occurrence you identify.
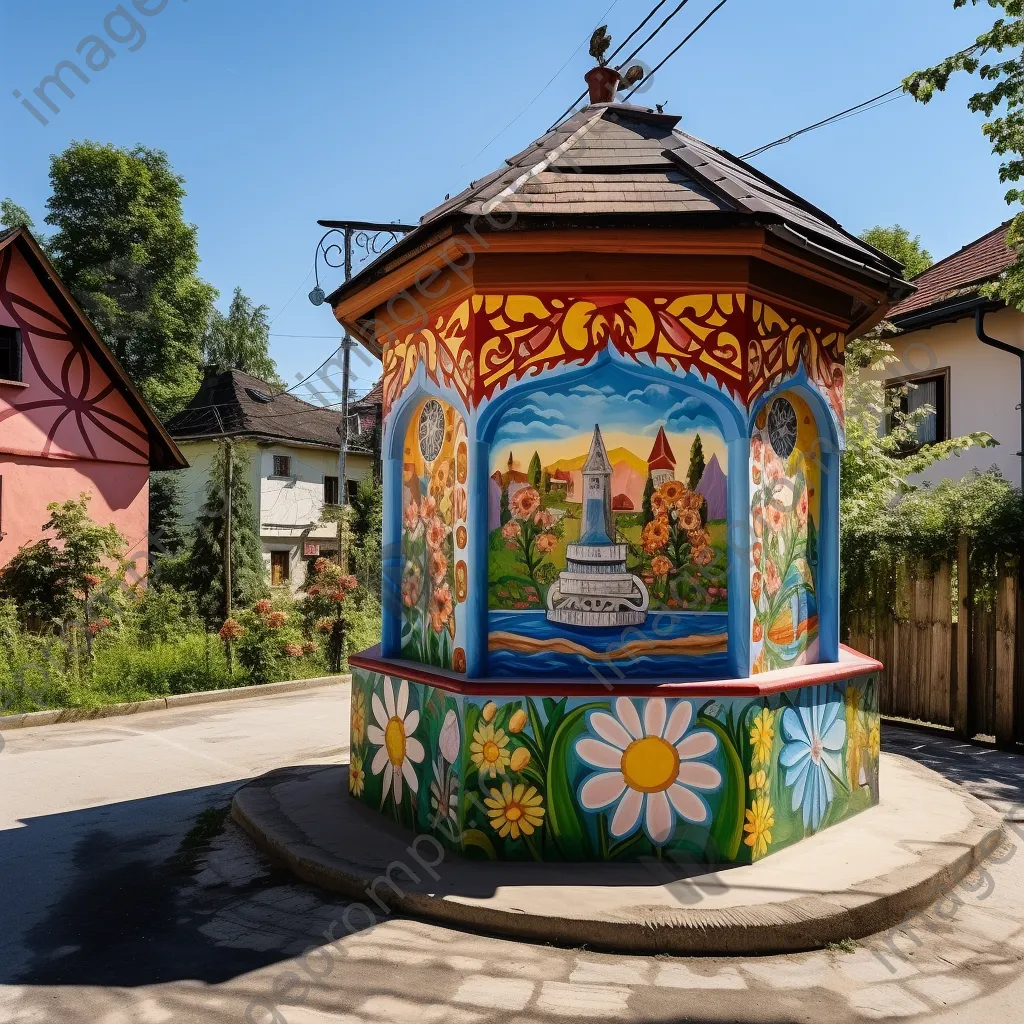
[0,246,148,462]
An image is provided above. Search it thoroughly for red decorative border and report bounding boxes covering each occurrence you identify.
[349,644,881,699]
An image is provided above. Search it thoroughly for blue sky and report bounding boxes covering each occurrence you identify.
[0,0,1005,403]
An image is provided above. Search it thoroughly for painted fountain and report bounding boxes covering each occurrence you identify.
[328,73,911,865]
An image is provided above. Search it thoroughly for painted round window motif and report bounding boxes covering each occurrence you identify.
[418,400,445,462]
[767,397,798,459]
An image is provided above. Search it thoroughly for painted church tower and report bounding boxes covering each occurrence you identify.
[547,425,650,628]
[647,426,676,488]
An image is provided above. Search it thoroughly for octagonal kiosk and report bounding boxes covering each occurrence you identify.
[331,88,911,864]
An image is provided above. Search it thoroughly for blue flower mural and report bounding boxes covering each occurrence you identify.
[779,685,847,830]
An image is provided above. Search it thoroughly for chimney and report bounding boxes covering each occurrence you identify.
[585,66,622,104]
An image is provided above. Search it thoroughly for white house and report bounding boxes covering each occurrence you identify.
[884,221,1023,487]
[167,368,374,594]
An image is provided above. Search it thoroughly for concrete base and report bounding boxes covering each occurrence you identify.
[232,752,1005,955]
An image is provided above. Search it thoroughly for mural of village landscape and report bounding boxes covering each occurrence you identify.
[750,393,821,673]
[400,398,470,672]
[486,368,730,678]
[349,668,881,864]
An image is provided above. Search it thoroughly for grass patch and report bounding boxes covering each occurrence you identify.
[826,937,859,954]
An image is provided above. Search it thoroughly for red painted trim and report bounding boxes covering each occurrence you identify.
[348,645,882,699]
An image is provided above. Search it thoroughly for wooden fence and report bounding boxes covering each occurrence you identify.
[846,540,1023,745]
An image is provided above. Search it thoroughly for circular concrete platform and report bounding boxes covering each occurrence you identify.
[232,753,1005,955]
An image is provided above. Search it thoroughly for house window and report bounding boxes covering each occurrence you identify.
[0,326,22,383]
[271,550,290,587]
[347,478,359,503]
[272,455,292,478]
[885,368,950,449]
[324,475,339,506]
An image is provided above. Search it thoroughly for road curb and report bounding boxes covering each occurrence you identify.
[0,675,349,731]
[231,756,1007,956]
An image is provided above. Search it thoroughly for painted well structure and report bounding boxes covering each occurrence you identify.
[329,86,912,865]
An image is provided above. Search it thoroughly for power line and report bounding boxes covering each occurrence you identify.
[739,44,982,161]
[548,0,695,130]
[622,0,732,102]
[739,87,904,160]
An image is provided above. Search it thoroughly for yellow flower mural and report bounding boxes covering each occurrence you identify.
[485,782,546,840]
[470,721,511,778]
[750,707,776,765]
[743,795,775,860]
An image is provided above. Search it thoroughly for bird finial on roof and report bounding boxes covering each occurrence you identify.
[589,25,611,67]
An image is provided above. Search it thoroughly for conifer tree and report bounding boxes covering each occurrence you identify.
[528,451,542,489]
[687,434,706,490]
[183,441,267,624]
[641,474,655,526]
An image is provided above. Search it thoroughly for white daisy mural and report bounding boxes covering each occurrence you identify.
[367,677,426,807]
[575,697,722,845]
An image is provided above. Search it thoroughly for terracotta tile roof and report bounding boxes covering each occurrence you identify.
[350,376,382,409]
[888,221,1016,321]
[167,367,349,449]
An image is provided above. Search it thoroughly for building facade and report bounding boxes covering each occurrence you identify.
[884,221,1023,487]
[167,368,373,594]
[0,227,186,576]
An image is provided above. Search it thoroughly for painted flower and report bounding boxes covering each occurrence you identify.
[402,564,423,608]
[752,621,764,643]
[470,721,511,777]
[429,583,454,633]
[752,506,764,538]
[765,453,785,483]
[510,747,531,772]
[349,750,366,797]
[780,686,847,830]
[352,688,368,745]
[482,701,497,723]
[752,541,763,567]
[501,520,522,541]
[764,560,782,597]
[452,647,467,672]
[751,436,763,463]
[676,508,701,532]
[429,550,448,585]
[511,486,541,521]
[403,502,420,532]
[534,509,556,529]
[659,480,685,504]
[485,782,545,840]
[641,517,670,554]
[752,461,762,485]
[438,708,461,763]
[797,486,809,527]
[750,707,775,765]
[456,442,468,484]
[455,486,468,522]
[868,720,881,759]
[688,527,711,549]
[692,545,713,567]
[766,501,787,534]
[536,533,557,555]
[748,769,767,791]
[651,492,667,515]
[367,678,426,805]
[576,698,722,845]
[430,461,450,496]
[751,571,763,606]
[420,495,438,521]
[426,517,449,551]
[651,555,673,577]
[508,708,528,734]
[744,795,774,860]
[430,757,458,829]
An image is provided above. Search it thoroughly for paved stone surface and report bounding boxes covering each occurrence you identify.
[231,753,1003,954]
[1,686,1023,1022]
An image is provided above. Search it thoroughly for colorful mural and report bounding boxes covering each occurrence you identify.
[378,294,845,431]
[750,392,821,673]
[485,362,730,678]
[400,398,468,671]
[350,667,881,864]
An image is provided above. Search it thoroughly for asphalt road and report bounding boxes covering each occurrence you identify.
[1,686,1023,1024]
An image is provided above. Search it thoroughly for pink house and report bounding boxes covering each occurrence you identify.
[0,226,186,578]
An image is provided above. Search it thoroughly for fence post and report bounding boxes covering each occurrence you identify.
[954,535,971,738]
[994,555,1018,748]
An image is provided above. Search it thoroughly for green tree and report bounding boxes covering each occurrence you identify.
[44,142,216,416]
[182,441,267,624]
[859,225,933,279]
[149,472,186,562]
[348,477,383,599]
[542,469,551,494]
[500,483,511,526]
[686,434,706,490]
[0,495,125,625]
[204,287,280,384]
[528,451,542,489]
[1,198,35,233]
[641,474,655,526]
[904,2,1024,305]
